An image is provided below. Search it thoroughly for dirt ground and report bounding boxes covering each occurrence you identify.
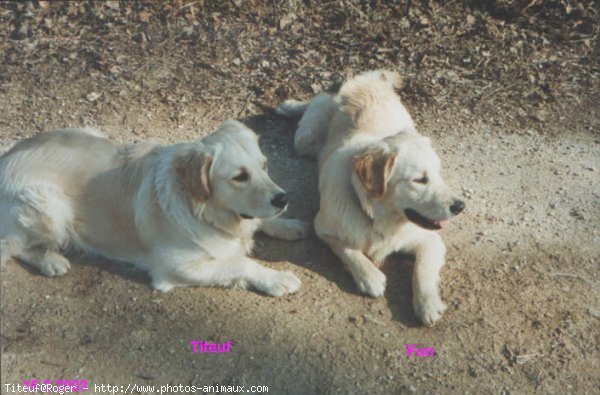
[0,1,598,394]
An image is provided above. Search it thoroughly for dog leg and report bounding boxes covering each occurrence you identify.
[152,257,301,297]
[277,94,335,158]
[322,235,386,297]
[259,218,309,241]
[411,233,447,326]
[16,246,71,277]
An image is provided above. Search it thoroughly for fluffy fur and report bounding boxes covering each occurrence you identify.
[0,120,308,296]
[277,70,465,325]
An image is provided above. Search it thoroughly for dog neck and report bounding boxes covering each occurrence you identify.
[155,184,205,244]
[351,173,376,221]
[350,173,404,237]
[153,149,210,243]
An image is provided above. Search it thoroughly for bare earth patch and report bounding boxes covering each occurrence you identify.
[1,1,598,394]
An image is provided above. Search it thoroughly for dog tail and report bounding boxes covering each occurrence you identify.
[275,100,309,118]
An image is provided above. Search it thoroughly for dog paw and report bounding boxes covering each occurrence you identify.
[273,219,310,241]
[355,267,386,297]
[152,278,175,292]
[40,253,70,277]
[413,291,447,326]
[261,271,301,297]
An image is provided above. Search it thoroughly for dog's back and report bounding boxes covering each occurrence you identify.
[0,128,152,267]
[277,70,416,163]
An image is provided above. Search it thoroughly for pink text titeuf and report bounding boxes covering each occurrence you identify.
[406,344,436,358]
[190,340,232,353]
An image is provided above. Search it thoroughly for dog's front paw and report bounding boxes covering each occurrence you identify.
[152,280,175,293]
[355,266,386,297]
[413,291,447,326]
[273,219,310,241]
[261,271,301,297]
[40,253,71,277]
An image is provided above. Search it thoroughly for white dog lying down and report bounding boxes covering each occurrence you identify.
[0,120,308,296]
[277,70,465,325]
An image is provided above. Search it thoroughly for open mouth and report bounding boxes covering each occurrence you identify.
[404,209,448,230]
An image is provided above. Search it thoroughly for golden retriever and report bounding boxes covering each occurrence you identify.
[277,70,465,324]
[0,120,307,296]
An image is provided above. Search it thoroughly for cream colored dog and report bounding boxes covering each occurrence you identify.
[0,120,307,296]
[277,70,465,325]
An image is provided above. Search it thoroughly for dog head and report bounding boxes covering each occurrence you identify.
[352,133,464,230]
[177,120,287,220]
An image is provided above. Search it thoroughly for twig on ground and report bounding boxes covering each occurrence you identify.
[362,314,386,326]
[533,267,595,286]
[477,82,520,104]
[516,352,540,365]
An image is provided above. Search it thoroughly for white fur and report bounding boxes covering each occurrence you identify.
[76,126,107,138]
[278,70,465,325]
[0,121,308,296]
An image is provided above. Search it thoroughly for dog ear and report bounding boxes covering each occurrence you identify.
[175,148,213,202]
[352,147,396,199]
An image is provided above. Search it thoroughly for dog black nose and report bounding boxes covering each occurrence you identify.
[271,192,288,209]
[450,199,465,215]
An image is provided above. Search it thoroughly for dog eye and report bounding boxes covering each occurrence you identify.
[232,170,249,182]
[413,175,429,184]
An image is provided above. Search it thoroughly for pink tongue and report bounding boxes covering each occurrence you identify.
[437,220,449,229]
